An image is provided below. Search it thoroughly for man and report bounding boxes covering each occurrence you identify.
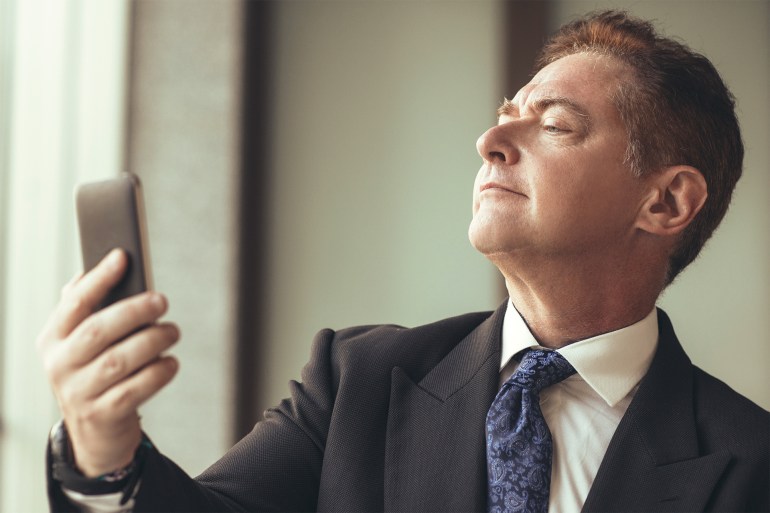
[40,10,768,513]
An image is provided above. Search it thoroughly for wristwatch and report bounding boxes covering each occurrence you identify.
[49,420,151,504]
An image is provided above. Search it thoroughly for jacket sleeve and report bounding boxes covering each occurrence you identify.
[48,328,338,513]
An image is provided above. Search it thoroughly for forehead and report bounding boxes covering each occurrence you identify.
[512,53,629,113]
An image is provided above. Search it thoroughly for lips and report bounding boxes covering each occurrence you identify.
[479,182,525,196]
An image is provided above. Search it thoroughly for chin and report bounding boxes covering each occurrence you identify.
[468,219,514,256]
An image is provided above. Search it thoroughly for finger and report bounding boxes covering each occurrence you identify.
[92,356,179,419]
[61,271,85,297]
[53,249,128,338]
[77,323,180,399]
[66,292,169,366]
[37,270,92,354]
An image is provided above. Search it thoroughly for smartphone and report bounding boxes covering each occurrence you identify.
[76,173,153,310]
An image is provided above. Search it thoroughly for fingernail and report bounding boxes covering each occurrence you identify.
[151,293,166,310]
[107,249,122,267]
[166,323,180,339]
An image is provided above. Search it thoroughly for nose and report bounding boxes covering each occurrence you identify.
[476,124,520,165]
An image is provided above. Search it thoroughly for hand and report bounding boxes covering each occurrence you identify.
[37,249,180,477]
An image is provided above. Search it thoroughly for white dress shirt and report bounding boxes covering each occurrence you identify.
[499,301,659,513]
[62,489,131,513]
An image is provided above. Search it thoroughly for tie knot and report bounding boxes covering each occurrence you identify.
[506,349,575,393]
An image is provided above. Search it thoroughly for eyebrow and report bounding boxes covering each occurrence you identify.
[497,96,591,126]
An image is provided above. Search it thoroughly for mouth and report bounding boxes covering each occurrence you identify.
[479,182,526,197]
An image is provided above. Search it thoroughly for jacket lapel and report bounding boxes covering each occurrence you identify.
[384,302,506,512]
[583,309,731,512]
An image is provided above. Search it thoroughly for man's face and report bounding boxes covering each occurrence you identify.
[469,52,646,263]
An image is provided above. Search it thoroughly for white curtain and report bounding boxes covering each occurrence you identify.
[0,0,129,509]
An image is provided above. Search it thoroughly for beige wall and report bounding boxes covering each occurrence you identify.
[551,0,770,409]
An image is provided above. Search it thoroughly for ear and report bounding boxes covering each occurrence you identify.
[636,165,708,236]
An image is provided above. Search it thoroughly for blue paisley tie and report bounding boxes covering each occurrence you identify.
[485,349,576,513]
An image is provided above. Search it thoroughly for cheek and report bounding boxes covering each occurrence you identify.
[529,167,584,213]
[546,169,640,233]
[530,159,627,222]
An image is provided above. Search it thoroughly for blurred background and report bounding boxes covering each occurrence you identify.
[1,0,767,510]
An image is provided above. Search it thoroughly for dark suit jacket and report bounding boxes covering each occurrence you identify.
[49,304,769,512]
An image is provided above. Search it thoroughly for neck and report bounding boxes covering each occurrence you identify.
[494,252,663,348]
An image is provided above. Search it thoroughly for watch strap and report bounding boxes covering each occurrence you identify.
[49,420,152,504]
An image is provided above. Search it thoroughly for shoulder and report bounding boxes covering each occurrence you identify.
[657,308,769,439]
[283,309,497,448]
[320,309,495,381]
[691,366,769,449]
[330,309,494,351]
[293,308,496,405]
[688,367,769,509]
[647,310,767,470]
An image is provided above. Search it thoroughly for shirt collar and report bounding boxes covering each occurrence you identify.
[500,300,658,407]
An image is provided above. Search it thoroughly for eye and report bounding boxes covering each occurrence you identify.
[542,118,570,134]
